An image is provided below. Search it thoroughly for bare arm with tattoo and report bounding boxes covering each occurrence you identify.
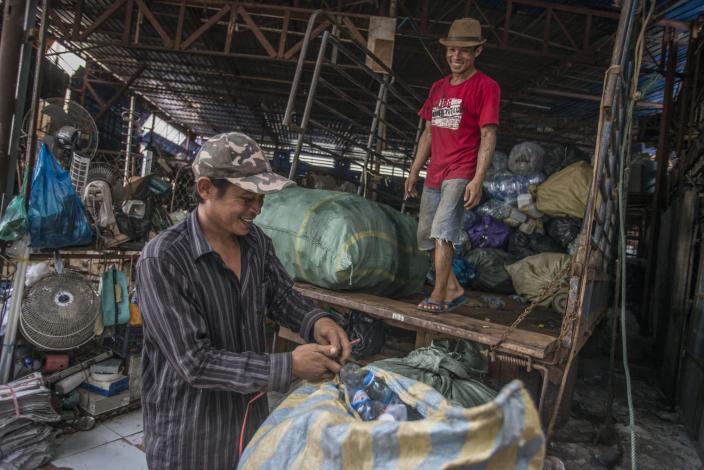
[463,124,497,209]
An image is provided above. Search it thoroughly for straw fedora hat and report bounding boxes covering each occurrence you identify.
[439,18,487,48]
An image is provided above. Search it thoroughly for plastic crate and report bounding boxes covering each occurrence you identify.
[105,325,143,358]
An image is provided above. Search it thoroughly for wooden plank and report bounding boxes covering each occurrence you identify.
[294,284,559,360]
[415,330,433,348]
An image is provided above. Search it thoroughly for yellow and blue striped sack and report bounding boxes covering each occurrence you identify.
[238,366,545,469]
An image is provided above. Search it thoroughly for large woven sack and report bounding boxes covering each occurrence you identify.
[255,187,428,298]
[505,253,571,307]
[239,367,545,470]
[534,161,592,219]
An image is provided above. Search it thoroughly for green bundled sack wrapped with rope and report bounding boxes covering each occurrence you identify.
[256,187,429,298]
[372,340,497,408]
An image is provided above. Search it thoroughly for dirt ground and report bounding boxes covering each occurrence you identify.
[547,312,703,469]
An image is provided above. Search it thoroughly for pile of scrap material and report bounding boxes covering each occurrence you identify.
[446,142,591,313]
[0,372,61,470]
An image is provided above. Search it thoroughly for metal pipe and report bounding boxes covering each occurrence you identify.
[359,81,386,197]
[22,0,51,201]
[0,0,27,203]
[282,9,324,128]
[288,30,329,180]
[0,244,29,383]
[124,96,137,180]
[3,0,38,208]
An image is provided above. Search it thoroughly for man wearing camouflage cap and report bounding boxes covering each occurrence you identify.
[136,132,351,470]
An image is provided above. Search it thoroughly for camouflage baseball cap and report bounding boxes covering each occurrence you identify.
[192,132,295,194]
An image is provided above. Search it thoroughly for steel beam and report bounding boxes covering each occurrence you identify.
[0,0,27,202]
[94,64,147,122]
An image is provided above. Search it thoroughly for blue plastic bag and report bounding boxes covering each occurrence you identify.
[28,143,93,249]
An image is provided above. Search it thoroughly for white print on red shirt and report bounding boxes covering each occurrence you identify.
[431,97,463,130]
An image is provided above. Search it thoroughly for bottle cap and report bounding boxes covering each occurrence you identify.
[362,371,374,387]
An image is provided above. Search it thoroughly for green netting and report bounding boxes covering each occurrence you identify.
[256,187,429,297]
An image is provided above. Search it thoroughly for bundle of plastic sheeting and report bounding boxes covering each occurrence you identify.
[507,231,564,261]
[543,144,591,176]
[256,187,429,297]
[505,253,571,308]
[546,217,582,248]
[464,248,515,294]
[534,162,592,219]
[466,215,511,249]
[508,142,545,175]
[372,340,496,408]
[488,151,509,175]
[484,172,546,205]
[0,373,60,470]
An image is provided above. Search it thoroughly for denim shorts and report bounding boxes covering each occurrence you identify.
[417,178,469,251]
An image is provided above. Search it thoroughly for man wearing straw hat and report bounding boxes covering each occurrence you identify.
[405,18,500,313]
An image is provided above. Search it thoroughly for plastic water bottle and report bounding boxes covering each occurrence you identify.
[351,390,385,421]
[378,403,408,422]
[340,363,366,398]
[362,372,398,406]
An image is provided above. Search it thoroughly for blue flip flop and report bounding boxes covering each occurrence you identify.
[445,295,468,312]
[417,297,447,313]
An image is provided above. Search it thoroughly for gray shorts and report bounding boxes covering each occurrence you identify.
[417,178,469,251]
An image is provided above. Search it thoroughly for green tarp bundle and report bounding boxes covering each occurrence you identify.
[256,187,428,298]
[372,340,498,408]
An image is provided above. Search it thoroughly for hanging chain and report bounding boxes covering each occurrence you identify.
[484,260,573,358]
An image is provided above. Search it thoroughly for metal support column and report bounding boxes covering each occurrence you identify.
[3,0,39,208]
[642,28,678,335]
[0,0,27,203]
[359,80,386,198]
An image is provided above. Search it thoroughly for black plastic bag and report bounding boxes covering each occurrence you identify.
[508,232,564,261]
[546,217,582,248]
[544,144,591,175]
[345,310,385,359]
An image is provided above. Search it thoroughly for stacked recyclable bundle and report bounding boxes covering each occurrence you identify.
[447,142,592,312]
[0,373,60,469]
[256,187,429,298]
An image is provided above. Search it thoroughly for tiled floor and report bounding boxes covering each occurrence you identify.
[51,409,147,470]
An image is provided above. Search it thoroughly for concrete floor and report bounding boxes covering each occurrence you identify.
[48,410,146,470]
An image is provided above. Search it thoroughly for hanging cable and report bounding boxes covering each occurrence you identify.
[615,1,657,467]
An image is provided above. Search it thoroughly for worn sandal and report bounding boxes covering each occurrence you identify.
[417,297,447,313]
[445,295,468,312]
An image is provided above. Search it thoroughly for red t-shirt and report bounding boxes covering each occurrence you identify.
[418,71,501,189]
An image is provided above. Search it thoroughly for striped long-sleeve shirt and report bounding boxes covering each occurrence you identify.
[136,209,328,470]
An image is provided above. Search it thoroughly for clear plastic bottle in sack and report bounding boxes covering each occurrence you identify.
[362,372,399,406]
[351,390,385,421]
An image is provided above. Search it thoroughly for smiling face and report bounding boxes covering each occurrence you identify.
[446,45,482,77]
[196,178,265,237]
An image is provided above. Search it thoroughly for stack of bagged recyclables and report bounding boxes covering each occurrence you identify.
[255,187,429,298]
[449,142,592,312]
[238,366,544,469]
[0,373,61,470]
